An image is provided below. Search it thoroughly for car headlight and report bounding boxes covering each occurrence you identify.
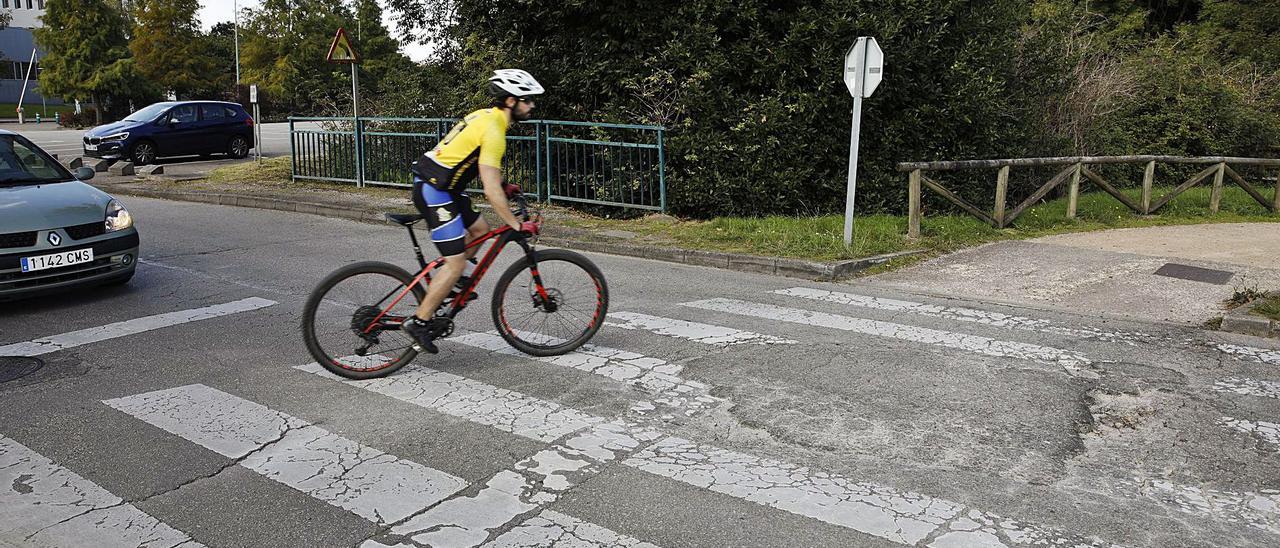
[100,132,129,142]
[106,199,133,232]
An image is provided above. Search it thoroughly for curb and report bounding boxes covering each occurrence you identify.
[1221,295,1278,338]
[96,183,923,281]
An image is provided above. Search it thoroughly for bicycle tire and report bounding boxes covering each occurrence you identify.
[491,249,609,356]
[302,261,425,379]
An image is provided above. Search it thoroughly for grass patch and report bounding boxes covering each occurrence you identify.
[559,184,1279,261]
[1252,295,1280,321]
[202,159,1280,265]
[0,102,76,119]
[205,156,295,185]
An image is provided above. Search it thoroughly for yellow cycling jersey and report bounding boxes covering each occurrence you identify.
[412,107,509,191]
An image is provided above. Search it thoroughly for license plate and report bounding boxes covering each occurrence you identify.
[84,144,98,151]
[21,248,94,273]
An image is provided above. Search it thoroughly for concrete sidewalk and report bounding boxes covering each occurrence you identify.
[866,223,1280,327]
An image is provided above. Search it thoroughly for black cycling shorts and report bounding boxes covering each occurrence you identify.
[411,174,482,257]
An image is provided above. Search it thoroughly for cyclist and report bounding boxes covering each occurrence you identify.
[402,69,543,354]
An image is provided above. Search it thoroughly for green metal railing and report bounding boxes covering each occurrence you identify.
[290,116,667,211]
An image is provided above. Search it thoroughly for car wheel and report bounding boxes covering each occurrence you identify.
[130,141,157,165]
[228,136,250,159]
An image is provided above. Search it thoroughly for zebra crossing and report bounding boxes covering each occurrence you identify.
[4,284,1280,547]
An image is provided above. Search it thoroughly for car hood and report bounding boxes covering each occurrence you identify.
[0,181,110,232]
[87,120,138,137]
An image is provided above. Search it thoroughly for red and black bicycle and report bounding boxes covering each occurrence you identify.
[301,193,608,380]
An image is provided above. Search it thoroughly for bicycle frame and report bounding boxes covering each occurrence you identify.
[364,214,548,334]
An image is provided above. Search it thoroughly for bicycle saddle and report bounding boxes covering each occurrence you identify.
[385,213,423,226]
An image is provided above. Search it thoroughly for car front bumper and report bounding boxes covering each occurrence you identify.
[0,231,139,301]
[83,141,125,159]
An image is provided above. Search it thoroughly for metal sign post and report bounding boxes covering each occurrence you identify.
[842,37,884,247]
[326,28,362,186]
[250,85,261,164]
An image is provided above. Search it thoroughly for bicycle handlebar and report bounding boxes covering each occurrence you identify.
[511,193,531,222]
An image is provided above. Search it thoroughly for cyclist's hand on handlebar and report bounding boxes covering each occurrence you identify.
[503,183,522,198]
[518,220,540,236]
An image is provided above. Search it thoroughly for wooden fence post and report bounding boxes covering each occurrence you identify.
[1067,163,1081,219]
[1210,162,1226,213]
[908,169,922,238]
[1141,160,1155,214]
[993,165,1010,227]
[1273,167,1280,214]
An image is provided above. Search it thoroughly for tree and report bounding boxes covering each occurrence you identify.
[381,0,1280,217]
[238,0,356,114]
[354,0,414,97]
[200,22,239,99]
[237,0,411,115]
[34,0,136,124]
[129,0,219,98]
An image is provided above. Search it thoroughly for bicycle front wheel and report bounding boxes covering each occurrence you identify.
[491,249,609,356]
[302,261,425,379]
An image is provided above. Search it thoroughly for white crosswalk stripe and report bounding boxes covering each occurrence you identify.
[1121,478,1280,536]
[774,287,1055,330]
[605,311,797,346]
[484,510,661,547]
[623,437,1114,548]
[300,359,664,547]
[102,384,467,525]
[301,348,1115,548]
[1217,344,1280,367]
[296,361,602,443]
[448,331,721,417]
[0,297,276,357]
[681,298,1094,375]
[1213,378,1280,400]
[0,434,204,548]
[1219,417,1280,448]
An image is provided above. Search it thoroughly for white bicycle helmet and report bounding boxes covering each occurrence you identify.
[488,69,545,98]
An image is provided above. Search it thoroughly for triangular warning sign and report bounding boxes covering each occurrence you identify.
[326,27,360,63]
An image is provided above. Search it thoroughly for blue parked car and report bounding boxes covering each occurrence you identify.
[82,101,255,165]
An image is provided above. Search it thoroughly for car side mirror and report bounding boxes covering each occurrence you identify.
[74,166,95,180]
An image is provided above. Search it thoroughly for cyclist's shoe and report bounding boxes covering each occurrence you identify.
[403,316,444,354]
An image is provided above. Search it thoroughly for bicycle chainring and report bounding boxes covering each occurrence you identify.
[429,315,455,339]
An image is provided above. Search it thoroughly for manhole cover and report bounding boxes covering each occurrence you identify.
[1153,263,1234,285]
[0,357,43,383]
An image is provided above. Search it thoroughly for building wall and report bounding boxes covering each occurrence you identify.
[0,4,61,106]
[4,2,48,28]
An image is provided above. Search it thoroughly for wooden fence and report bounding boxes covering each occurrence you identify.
[897,156,1280,238]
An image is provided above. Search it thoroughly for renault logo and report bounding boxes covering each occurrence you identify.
[48,232,61,246]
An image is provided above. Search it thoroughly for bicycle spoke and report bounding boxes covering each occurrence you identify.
[492,251,607,357]
[305,267,422,375]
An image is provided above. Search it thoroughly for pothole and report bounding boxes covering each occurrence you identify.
[0,357,44,383]
[1086,389,1155,431]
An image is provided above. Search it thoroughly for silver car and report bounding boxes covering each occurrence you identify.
[0,130,139,301]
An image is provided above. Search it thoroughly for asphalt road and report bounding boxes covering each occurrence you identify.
[2,197,1280,547]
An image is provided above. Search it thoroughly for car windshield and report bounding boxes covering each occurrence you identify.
[123,103,172,122]
[0,136,74,186]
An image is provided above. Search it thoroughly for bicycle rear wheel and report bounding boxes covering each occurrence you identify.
[302,261,425,379]
[491,249,608,356]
